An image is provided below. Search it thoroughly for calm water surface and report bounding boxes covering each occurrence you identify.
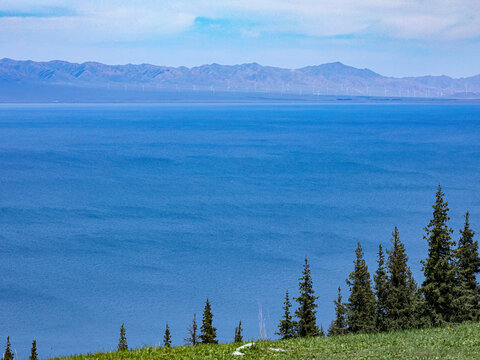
[1,103,480,358]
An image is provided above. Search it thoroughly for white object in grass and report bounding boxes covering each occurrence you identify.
[268,347,287,352]
[232,342,256,356]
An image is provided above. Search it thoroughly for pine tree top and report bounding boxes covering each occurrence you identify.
[200,298,218,344]
[387,226,410,288]
[347,242,374,290]
[375,244,388,286]
[164,323,172,348]
[457,211,479,279]
[234,320,243,343]
[295,256,318,302]
[294,256,319,337]
[4,336,14,360]
[29,340,38,360]
[277,289,296,339]
[422,185,455,267]
[374,243,389,331]
[329,287,347,336]
[283,290,292,316]
[346,242,376,333]
[423,185,454,254]
[421,185,457,324]
[454,211,480,321]
[118,323,128,351]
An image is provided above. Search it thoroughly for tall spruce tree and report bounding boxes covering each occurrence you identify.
[200,298,218,344]
[454,212,480,321]
[421,185,456,324]
[163,323,171,348]
[385,226,418,330]
[294,256,320,337]
[29,340,38,360]
[346,242,376,333]
[234,321,243,343]
[3,337,13,360]
[327,287,347,336]
[118,323,128,351]
[374,244,389,332]
[185,313,199,346]
[276,290,296,339]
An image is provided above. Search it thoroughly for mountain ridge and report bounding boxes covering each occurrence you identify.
[1,58,479,98]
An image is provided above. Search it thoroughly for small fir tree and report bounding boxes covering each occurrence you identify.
[386,226,418,330]
[276,290,296,339]
[163,323,172,348]
[318,325,325,337]
[200,298,218,344]
[346,242,376,333]
[3,337,14,360]
[454,212,480,321]
[294,256,320,337]
[327,287,347,336]
[374,244,389,332]
[118,323,128,351]
[185,314,199,346]
[407,269,426,328]
[29,340,38,360]
[234,321,243,343]
[420,185,456,324]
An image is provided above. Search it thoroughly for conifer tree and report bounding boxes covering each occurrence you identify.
[185,313,199,346]
[163,323,171,348]
[327,287,347,336]
[200,298,218,344]
[408,270,427,328]
[29,340,38,360]
[454,212,480,321]
[276,290,296,339]
[118,323,128,351]
[421,185,456,324]
[3,337,13,360]
[374,244,389,332]
[346,242,376,333]
[294,256,320,337]
[234,321,243,343]
[318,325,325,337]
[386,226,418,330]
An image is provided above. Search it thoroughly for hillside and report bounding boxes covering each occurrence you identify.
[1,58,480,100]
[50,322,480,360]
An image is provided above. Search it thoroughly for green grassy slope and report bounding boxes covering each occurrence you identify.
[51,322,480,360]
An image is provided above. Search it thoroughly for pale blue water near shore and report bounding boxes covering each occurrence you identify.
[1,103,480,358]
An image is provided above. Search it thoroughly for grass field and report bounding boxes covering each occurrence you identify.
[51,322,480,360]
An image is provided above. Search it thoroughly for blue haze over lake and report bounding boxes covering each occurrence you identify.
[1,103,480,358]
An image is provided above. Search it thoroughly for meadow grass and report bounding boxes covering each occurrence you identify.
[50,322,480,360]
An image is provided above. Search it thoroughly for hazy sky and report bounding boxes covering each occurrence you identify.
[1,0,480,77]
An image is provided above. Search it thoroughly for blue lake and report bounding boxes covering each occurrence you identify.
[1,103,480,358]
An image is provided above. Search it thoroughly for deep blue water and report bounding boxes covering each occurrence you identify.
[1,103,480,358]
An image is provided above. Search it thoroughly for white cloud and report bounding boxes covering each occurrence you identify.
[1,0,479,45]
[222,0,480,40]
[0,1,197,43]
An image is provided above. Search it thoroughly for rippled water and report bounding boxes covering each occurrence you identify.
[1,103,479,358]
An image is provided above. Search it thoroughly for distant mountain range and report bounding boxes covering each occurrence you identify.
[1,58,479,100]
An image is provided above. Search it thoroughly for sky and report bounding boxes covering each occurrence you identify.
[1,0,480,77]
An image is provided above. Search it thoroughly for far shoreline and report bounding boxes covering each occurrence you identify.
[1,97,480,106]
